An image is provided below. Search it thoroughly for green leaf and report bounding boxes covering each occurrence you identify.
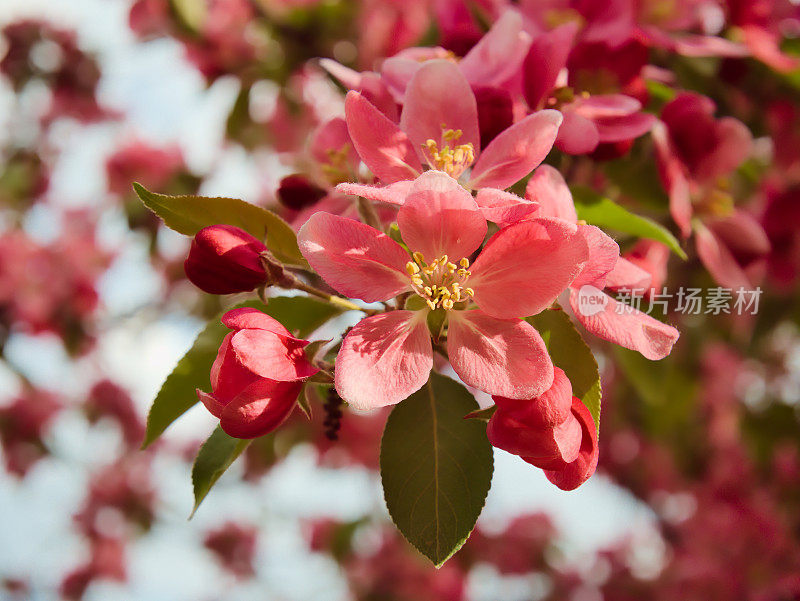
[141,297,342,448]
[380,372,493,567]
[528,308,602,431]
[132,182,307,268]
[191,426,251,517]
[571,185,687,260]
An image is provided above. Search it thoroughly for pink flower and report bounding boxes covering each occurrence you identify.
[184,225,268,294]
[379,10,532,100]
[653,92,769,289]
[197,308,319,438]
[537,396,598,491]
[527,165,680,360]
[298,170,589,409]
[336,58,561,228]
[521,22,656,155]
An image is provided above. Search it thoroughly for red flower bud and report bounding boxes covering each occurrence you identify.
[184,225,268,294]
[487,368,582,467]
[197,308,319,438]
[539,397,599,491]
[277,174,327,211]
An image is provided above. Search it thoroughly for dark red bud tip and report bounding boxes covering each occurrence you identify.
[472,86,514,149]
[277,175,327,211]
[184,224,268,294]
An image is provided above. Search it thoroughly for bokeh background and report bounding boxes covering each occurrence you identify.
[1,1,800,600]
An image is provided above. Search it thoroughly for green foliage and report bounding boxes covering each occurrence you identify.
[528,308,602,431]
[380,373,493,566]
[141,297,342,448]
[571,185,687,259]
[191,426,251,516]
[132,182,307,268]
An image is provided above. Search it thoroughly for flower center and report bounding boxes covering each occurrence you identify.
[406,252,474,311]
[423,127,475,178]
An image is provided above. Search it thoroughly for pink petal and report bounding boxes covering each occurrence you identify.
[210,332,260,404]
[555,110,600,155]
[604,257,652,290]
[569,289,679,360]
[593,112,657,143]
[469,217,589,319]
[297,212,411,302]
[542,397,599,491]
[525,165,577,222]
[492,366,574,427]
[652,122,692,237]
[571,225,619,289]
[469,110,562,189]
[335,311,432,410]
[230,329,318,381]
[198,389,225,419]
[697,117,753,181]
[447,310,554,399]
[400,59,480,168]
[335,180,413,205]
[694,222,753,290]
[221,307,293,337]
[380,47,451,101]
[318,58,362,89]
[310,118,358,171]
[344,91,421,184]
[397,171,487,261]
[673,35,750,58]
[475,188,539,227]
[459,10,532,88]
[488,371,581,463]
[523,22,579,109]
[219,379,302,439]
[743,25,800,73]
[573,95,641,119]
[706,211,770,260]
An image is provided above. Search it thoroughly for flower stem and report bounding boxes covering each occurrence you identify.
[292,280,379,315]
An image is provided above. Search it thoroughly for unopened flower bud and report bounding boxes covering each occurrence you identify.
[277,175,326,211]
[184,225,268,294]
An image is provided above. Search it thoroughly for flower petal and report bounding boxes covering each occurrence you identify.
[605,257,652,290]
[345,91,421,184]
[230,329,318,381]
[572,224,619,289]
[447,310,554,399]
[652,121,692,237]
[469,110,562,189]
[470,217,589,319]
[694,221,753,290]
[525,165,577,222]
[221,307,293,337]
[555,110,600,155]
[397,171,487,260]
[593,112,657,143]
[475,188,539,227]
[335,180,413,205]
[298,212,411,302]
[335,311,432,410]
[459,9,532,88]
[219,379,302,439]
[542,397,599,491]
[569,289,679,360]
[573,94,641,119]
[400,59,480,167]
[523,22,579,109]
